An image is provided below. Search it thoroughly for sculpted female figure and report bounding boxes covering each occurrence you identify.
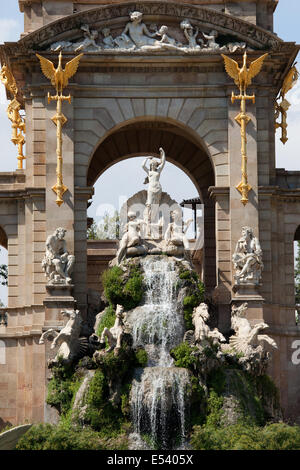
[117,211,146,264]
[122,11,157,48]
[142,147,166,207]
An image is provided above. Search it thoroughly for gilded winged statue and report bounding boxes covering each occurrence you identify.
[221,51,268,95]
[36,51,83,93]
[0,64,18,97]
[279,64,299,99]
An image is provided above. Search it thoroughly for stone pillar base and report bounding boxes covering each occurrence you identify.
[232,284,265,323]
[43,285,76,326]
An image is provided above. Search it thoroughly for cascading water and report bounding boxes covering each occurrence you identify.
[128,256,191,449]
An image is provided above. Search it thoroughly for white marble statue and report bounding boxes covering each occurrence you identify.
[232,226,263,285]
[192,303,226,346]
[73,24,101,52]
[116,211,146,264]
[202,30,226,51]
[118,11,157,49]
[101,27,115,49]
[180,19,200,49]
[39,309,83,364]
[142,147,166,235]
[48,14,251,55]
[42,227,75,285]
[142,147,166,207]
[51,24,101,52]
[229,303,277,356]
[164,210,193,252]
[100,305,126,354]
[227,41,247,53]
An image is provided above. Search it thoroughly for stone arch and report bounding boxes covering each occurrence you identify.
[0,340,5,365]
[74,104,227,189]
[85,117,216,292]
[0,226,7,250]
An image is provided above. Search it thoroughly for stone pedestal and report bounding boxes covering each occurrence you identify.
[232,284,265,323]
[43,284,76,327]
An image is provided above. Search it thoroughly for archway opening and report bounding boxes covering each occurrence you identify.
[85,119,216,296]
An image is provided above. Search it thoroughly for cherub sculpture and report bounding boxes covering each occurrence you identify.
[42,227,75,285]
[180,19,200,49]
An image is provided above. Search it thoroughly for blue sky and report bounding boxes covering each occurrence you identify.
[0,1,299,303]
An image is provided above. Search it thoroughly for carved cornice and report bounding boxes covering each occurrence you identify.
[258,185,300,202]
[7,2,286,55]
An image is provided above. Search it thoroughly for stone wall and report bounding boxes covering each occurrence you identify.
[19,0,277,34]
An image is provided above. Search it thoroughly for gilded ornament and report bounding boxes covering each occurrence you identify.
[222,51,268,206]
[275,64,299,144]
[0,65,26,170]
[36,51,83,206]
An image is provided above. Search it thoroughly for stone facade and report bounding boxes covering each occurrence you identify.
[0,0,300,428]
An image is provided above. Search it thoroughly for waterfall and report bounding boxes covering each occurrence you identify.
[128,256,190,449]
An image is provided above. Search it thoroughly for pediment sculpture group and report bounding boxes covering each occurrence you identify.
[50,11,247,54]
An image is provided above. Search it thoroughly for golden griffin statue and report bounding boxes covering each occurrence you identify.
[0,64,26,170]
[222,51,268,206]
[275,64,299,144]
[36,51,83,206]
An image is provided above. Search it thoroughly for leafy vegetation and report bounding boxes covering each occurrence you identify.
[96,305,116,337]
[190,422,300,450]
[178,269,205,330]
[46,358,82,415]
[16,422,128,450]
[102,263,144,310]
[87,211,120,240]
[171,342,198,369]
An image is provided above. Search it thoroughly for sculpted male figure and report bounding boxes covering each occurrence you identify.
[42,227,75,284]
[232,226,263,285]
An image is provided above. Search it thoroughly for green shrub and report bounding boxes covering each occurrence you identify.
[96,305,116,337]
[171,342,198,369]
[102,264,144,310]
[16,422,129,450]
[46,359,81,415]
[134,348,148,367]
[190,422,300,450]
[86,370,106,408]
[181,271,205,330]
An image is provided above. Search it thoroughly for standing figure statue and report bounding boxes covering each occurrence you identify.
[232,226,263,285]
[42,227,75,284]
[142,147,166,234]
